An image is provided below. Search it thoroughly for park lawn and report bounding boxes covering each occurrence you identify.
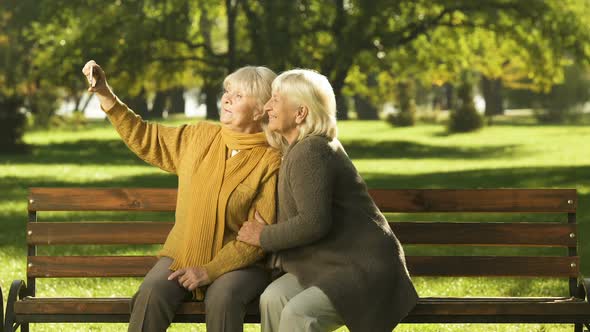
[1,116,589,331]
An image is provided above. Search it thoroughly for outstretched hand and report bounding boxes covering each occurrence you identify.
[168,266,211,291]
[81,60,117,109]
[237,211,267,247]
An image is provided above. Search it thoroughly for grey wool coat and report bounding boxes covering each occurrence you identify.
[260,135,419,332]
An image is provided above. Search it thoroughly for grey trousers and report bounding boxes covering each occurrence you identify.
[128,257,270,332]
[259,273,344,332]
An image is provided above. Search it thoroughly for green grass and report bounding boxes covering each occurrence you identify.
[1,117,589,331]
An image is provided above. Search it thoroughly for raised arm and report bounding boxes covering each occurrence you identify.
[260,139,334,252]
[82,60,206,173]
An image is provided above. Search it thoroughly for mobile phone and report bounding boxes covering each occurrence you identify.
[89,66,95,87]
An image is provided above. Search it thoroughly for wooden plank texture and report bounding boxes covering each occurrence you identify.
[28,256,157,278]
[28,188,577,213]
[27,222,577,247]
[407,256,579,277]
[27,256,580,278]
[27,222,173,245]
[28,188,177,212]
[369,189,577,213]
[14,296,590,316]
[391,222,577,247]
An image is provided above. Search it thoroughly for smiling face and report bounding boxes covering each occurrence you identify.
[219,84,261,134]
[263,92,304,144]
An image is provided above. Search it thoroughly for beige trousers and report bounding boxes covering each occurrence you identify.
[259,273,344,332]
[128,257,270,332]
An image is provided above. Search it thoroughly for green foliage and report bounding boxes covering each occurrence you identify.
[387,80,416,127]
[535,64,590,123]
[1,0,589,140]
[504,63,590,123]
[448,72,484,133]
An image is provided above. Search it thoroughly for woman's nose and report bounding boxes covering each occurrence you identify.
[263,100,271,112]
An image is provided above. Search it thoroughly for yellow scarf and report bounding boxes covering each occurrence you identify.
[168,127,269,272]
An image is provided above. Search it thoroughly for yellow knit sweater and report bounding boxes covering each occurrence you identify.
[103,100,281,285]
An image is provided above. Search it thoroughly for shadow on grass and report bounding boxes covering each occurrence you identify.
[2,139,147,166]
[342,139,521,160]
[361,165,590,189]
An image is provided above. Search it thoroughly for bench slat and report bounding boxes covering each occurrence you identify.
[27,256,579,278]
[29,188,577,213]
[27,222,577,247]
[29,188,177,212]
[14,297,590,317]
[393,222,577,247]
[408,256,579,277]
[371,189,576,213]
[28,256,157,277]
[27,222,173,245]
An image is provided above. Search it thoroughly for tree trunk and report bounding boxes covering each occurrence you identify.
[394,80,416,126]
[448,72,483,133]
[354,74,379,120]
[444,83,455,110]
[72,93,82,113]
[125,89,149,118]
[332,71,349,120]
[151,90,167,119]
[168,87,185,114]
[204,83,219,120]
[80,93,93,114]
[0,93,26,153]
[335,90,349,120]
[226,0,237,72]
[481,76,504,124]
[354,95,379,120]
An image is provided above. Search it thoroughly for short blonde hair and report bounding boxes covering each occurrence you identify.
[223,66,283,150]
[272,69,338,143]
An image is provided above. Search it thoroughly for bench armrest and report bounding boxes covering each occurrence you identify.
[577,274,590,301]
[4,280,27,332]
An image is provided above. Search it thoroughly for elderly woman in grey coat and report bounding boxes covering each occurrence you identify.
[237,69,419,332]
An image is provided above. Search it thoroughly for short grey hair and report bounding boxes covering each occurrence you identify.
[272,69,338,142]
[224,66,283,150]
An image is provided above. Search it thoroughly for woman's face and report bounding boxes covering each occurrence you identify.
[220,85,261,134]
[264,91,300,143]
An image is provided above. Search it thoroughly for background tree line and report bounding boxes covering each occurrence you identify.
[1,0,589,152]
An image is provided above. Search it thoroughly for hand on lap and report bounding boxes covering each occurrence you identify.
[168,266,211,291]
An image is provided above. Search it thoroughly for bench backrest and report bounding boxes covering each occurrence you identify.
[25,187,579,297]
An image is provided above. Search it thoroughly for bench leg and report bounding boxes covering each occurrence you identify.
[19,324,28,332]
[1,285,4,332]
[5,281,26,332]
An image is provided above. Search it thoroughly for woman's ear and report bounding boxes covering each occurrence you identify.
[253,106,265,122]
[295,105,309,125]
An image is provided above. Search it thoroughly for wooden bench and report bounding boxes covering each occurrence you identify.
[4,187,590,331]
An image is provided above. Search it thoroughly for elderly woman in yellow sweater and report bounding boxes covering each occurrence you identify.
[82,61,281,332]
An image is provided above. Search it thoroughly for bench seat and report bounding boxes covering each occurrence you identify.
[14,296,590,324]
